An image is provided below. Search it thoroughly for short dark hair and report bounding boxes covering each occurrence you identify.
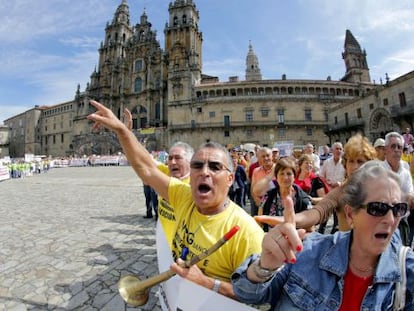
[274,157,297,177]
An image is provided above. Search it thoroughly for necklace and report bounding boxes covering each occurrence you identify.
[349,258,374,274]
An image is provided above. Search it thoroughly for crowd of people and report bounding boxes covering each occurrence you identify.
[2,98,414,308]
[87,98,414,310]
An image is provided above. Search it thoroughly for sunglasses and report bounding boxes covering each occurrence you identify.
[361,202,408,217]
[190,160,231,173]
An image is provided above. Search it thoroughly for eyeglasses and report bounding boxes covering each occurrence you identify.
[361,202,408,217]
[190,160,231,173]
[390,144,403,150]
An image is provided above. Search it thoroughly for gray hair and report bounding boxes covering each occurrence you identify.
[384,132,404,147]
[332,142,343,149]
[343,160,401,209]
[196,142,234,172]
[170,141,194,162]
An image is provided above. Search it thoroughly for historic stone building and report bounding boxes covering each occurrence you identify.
[3,106,43,157]
[4,0,413,158]
[327,70,414,142]
[70,0,374,154]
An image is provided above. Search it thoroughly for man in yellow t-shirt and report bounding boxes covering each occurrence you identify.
[157,142,192,247]
[168,177,263,282]
[87,99,264,299]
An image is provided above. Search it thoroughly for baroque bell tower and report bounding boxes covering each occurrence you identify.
[164,0,203,105]
[245,41,262,81]
[89,0,133,115]
[341,29,371,83]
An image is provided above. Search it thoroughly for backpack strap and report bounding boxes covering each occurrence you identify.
[394,246,410,310]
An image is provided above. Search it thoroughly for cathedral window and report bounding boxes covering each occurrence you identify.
[261,108,269,117]
[306,128,313,136]
[135,60,143,72]
[245,111,254,122]
[278,109,285,123]
[183,15,187,24]
[139,105,147,114]
[155,103,161,121]
[304,109,312,121]
[173,16,178,26]
[224,115,230,127]
[134,78,142,93]
[399,92,407,107]
[209,111,215,118]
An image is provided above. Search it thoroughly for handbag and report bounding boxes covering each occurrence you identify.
[393,246,410,310]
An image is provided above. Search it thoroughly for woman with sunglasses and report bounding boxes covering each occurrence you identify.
[232,161,414,310]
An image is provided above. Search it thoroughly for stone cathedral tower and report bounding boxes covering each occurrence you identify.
[245,42,262,81]
[342,29,371,83]
[72,0,167,154]
[164,0,203,105]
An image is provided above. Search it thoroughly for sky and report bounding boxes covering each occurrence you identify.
[1,0,414,125]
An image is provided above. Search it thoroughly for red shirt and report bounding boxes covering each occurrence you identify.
[339,269,373,311]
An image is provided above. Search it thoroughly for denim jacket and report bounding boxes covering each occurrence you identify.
[232,231,414,310]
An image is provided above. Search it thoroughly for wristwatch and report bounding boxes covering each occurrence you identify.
[251,257,282,280]
[212,278,221,292]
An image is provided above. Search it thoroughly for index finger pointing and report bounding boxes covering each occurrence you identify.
[282,196,296,227]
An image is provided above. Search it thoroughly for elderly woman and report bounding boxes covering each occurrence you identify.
[255,157,311,232]
[232,161,414,310]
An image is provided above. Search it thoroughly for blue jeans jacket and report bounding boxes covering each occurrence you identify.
[232,231,414,310]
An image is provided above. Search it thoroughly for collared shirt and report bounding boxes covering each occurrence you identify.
[232,231,414,310]
[319,157,346,185]
[383,160,413,194]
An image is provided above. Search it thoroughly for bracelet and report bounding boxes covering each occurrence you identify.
[212,278,221,292]
[251,257,284,281]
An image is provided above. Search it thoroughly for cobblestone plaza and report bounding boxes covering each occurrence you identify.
[0,166,161,310]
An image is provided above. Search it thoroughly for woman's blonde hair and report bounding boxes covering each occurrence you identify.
[342,133,377,168]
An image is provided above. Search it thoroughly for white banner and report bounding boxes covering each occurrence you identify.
[155,222,256,311]
[0,165,10,181]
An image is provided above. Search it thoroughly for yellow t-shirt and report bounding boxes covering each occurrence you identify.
[168,178,264,281]
[157,163,190,249]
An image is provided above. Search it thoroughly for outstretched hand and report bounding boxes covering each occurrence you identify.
[259,196,306,270]
[87,100,126,133]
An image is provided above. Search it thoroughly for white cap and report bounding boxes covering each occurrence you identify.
[373,138,385,148]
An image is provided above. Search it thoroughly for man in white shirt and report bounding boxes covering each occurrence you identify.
[319,142,346,189]
[303,143,320,174]
[318,142,346,233]
[383,131,413,246]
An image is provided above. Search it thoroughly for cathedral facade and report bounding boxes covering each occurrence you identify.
[70,0,373,154]
[5,0,413,158]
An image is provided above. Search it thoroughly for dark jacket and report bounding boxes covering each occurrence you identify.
[261,183,311,231]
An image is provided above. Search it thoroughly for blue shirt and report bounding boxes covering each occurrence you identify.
[232,231,414,310]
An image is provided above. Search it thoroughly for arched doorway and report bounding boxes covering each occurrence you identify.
[369,108,393,139]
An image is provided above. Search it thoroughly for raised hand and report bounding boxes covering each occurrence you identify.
[259,196,306,270]
[87,100,126,133]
